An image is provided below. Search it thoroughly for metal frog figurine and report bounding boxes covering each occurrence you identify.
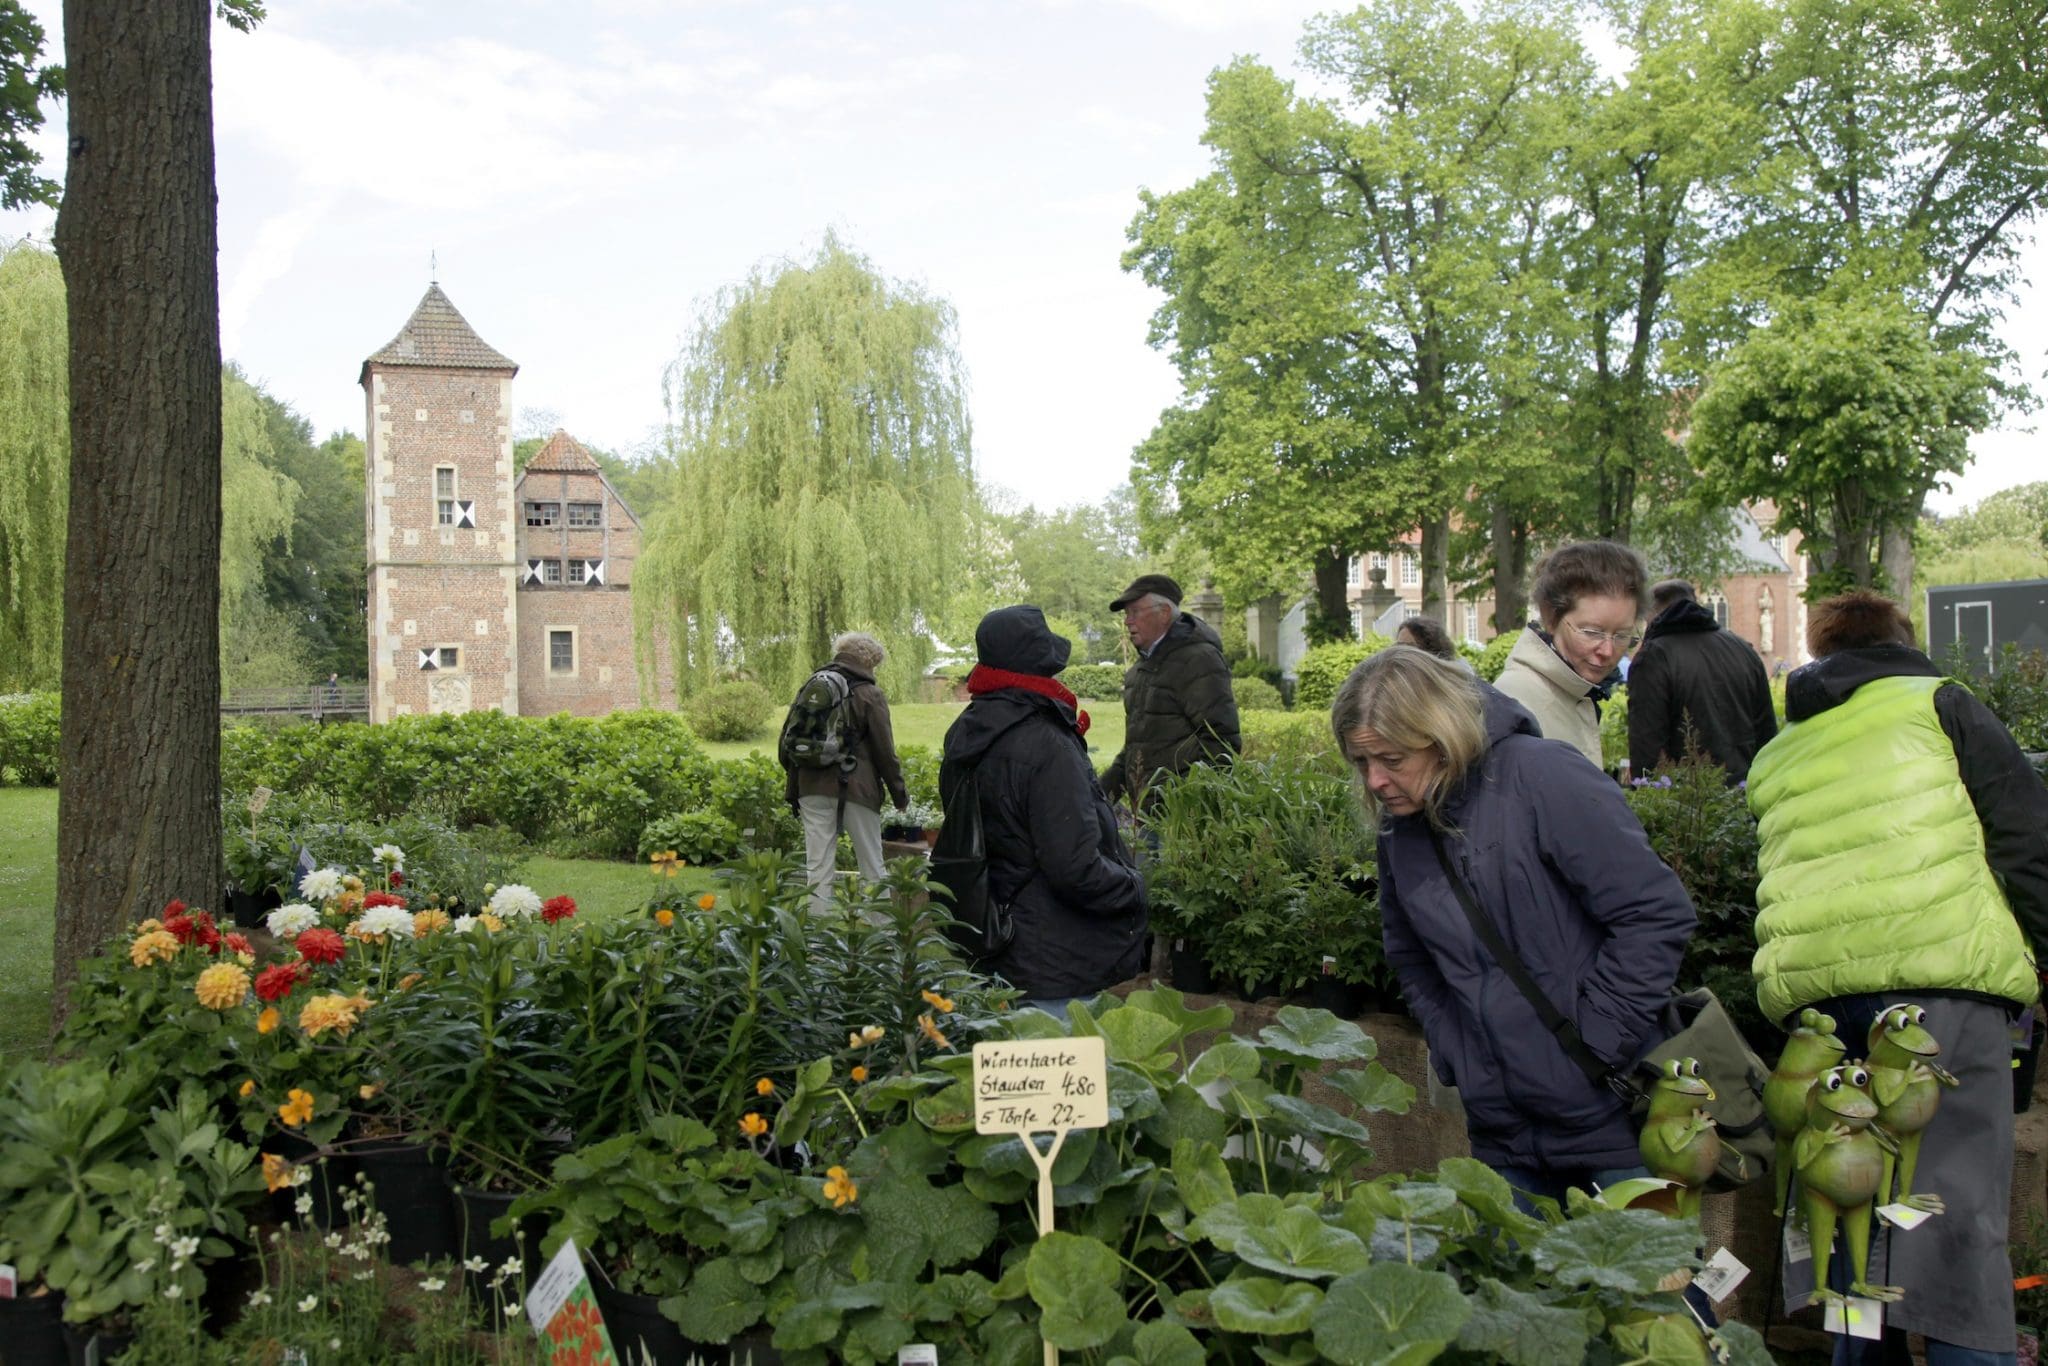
[1864,1003,1957,1213]
[1795,1064,1902,1305]
[1764,1007,1846,1217]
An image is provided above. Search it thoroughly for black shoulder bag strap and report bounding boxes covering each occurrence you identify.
[1427,826,1633,1100]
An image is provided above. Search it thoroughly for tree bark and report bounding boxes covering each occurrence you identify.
[52,0,223,1025]
[1490,501,1530,635]
[1419,510,1451,625]
[1311,547,1351,631]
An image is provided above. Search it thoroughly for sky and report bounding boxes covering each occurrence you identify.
[1,0,2041,515]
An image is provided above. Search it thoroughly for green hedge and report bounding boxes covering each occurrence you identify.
[1232,676,1285,712]
[1291,634,1393,710]
[0,692,59,785]
[1062,661,1125,701]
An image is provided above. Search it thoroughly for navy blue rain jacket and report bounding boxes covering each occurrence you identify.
[1378,687,1696,1171]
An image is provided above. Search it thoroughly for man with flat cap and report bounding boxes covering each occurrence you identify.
[1099,573,1240,813]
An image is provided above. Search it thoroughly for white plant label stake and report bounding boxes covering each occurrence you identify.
[974,1036,1110,1365]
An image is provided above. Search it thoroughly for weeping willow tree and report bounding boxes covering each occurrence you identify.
[639,235,974,699]
[0,241,68,691]
[220,369,301,685]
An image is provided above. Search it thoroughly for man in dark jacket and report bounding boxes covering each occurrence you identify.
[1626,579,1778,782]
[1098,575,1239,811]
[941,606,1148,1009]
[781,632,909,912]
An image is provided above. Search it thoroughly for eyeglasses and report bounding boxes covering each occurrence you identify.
[1564,621,1642,650]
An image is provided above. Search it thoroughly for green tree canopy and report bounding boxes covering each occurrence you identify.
[0,0,63,210]
[0,239,66,689]
[639,234,974,698]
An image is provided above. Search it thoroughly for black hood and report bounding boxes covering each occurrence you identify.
[974,605,1071,676]
[942,690,1075,766]
[1643,598,1720,643]
[1784,645,1940,722]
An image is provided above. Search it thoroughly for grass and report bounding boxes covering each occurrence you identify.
[0,787,57,1069]
[695,699,1128,769]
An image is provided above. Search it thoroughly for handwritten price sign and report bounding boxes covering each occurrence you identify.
[972,1037,1109,1135]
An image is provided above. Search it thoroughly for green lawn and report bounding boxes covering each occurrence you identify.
[696,699,1127,769]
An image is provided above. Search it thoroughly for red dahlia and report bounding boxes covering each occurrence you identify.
[541,895,577,924]
[362,891,407,910]
[296,927,346,965]
[387,871,404,888]
[224,932,254,957]
[254,961,306,1002]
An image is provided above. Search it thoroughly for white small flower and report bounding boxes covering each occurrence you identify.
[369,843,405,870]
[153,1222,172,1241]
[298,1295,319,1313]
[452,914,477,933]
[486,884,541,919]
[357,905,413,938]
[170,1235,200,1260]
[134,1258,156,1274]
[295,1194,313,1216]
[247,1290,271,1308]
[329,1338,341,1350]
[352,1269,373,1281]
[323,1232,343,1249]
[418,1277,446,1293]
[464,1256,488,1273]
[505,1303,522,1320]
[299,867,345,901]
[163,1285,182,1299]
[266,903,320,937]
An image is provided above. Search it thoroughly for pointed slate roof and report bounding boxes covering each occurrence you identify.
[360,284,517,384]
[523,429,600,474]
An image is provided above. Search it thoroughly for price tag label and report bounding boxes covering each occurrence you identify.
[972,1037,1109,1135]
[0,1262,15,1299]
[898,1347,939,1366]
[525,1237,618,1364]
[1877,1203,1934,1231]
[1824,1295,1885,1340]
[1694,1247,1750,1303]
[1783,1218,1812,1264]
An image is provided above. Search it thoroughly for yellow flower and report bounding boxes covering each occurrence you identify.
[412,909,451,938]
[342,875,364,895]
[696,893,716,911]
[297,993,367,1039]
[344,919,378,943]
[194,962,252,1011]
[257,1007,280,1035]
[822,1165,859,1208]
[917,1013,951,1050]
[649,849,680,878]
[851,1065,869,1083]
[859,1024,885,1044]
[739,1112,768,1138]
[336,890,364,917]
[235,951,256,967]
[239,1079,256,1098]
[359,1082,384,1101]
[136,918,164,934]
[278,1088,315,1128]
[398,972,423,991]
[755,1077,775,1097]
[920,989,955,1014]
[129,929,179,968]
[654,908,675,928]
[262,1152,297,1193]
[479,912,505,934]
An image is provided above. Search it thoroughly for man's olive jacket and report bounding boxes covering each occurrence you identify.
[1099,613,1239,807]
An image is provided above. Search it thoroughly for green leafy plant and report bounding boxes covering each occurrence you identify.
[0,690,60,785]
[1292,634,1393,710]
[1062,662,1125,701]
[1233,676,1285,712]
[685,679,776,742]
[1942,642,2048,752]
[638,808,744,865]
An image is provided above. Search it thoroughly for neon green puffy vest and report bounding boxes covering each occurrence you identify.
[1748,673,2037,1025]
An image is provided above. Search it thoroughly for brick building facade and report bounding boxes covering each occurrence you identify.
[361,285,666,721]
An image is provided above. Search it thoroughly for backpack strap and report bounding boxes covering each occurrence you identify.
[1426,826,1625,1096]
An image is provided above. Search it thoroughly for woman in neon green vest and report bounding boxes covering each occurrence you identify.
[1751,591,2048,1366]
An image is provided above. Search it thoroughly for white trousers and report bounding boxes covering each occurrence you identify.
[798,794,885,912]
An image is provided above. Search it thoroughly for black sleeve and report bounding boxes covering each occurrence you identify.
[1936,684,2048,953]
[1748,661,1780,757]
[1626,647,1673,777]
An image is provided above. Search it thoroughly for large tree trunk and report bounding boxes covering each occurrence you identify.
[52,0,224,1024]
[1311,547,1351,631]
[1490,501,1530,635]
[1419,510,1451,625]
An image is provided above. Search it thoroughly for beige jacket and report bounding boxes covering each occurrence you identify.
[1492,626,1604,767]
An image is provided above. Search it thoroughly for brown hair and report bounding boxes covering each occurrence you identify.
[1394,616,1459,661]
[1329,645,1487,829]
[1807,590,1914,656]
[1650,579,1696,615]
[1529,541,1649,628]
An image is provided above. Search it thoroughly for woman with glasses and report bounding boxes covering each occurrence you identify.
[1493,541,1647,769]
[1332,646,1695,1207]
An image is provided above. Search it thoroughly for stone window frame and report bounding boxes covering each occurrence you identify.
[435,466,458,526]
[525,501,561,528]
[541,559,564,585]
[1400,552,1420,587]
[567,501,603,529]
[548,626,578,676]
[566,559,588,586]
[436,644,461,671]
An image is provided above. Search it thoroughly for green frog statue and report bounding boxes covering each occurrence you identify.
[1637,1057,1729,1219]
[1865,1003,1958,1213]
[1764,1007,1847,1217]
[1796,1063,1903,1306]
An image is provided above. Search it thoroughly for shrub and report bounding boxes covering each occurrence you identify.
[896,743,941,808]
[1943,642,2048,751]
[0,691,60,785]
[1469,631,1516,682]
[1062,662,1125,701]
[684,680,775,742]
[639,808,744,865]
[702,751,802,852]
[1291,634,1392,710]
[1233,676,1285,712]
[1240,710,1340,771]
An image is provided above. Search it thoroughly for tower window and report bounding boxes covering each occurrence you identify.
[566,559,588,585]
[549,630,576,674]
[435,467,457,525]
[525,502,561,528]
[541,559,563,585]
[567,502,603,529]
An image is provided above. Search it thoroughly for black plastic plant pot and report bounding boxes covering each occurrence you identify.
[0,1288,67,1366]
[1168,940,1214,995]
[60,1321,133,1366]
[226,886,268,928]
[1309,976,1369,1019]
[353,1140,459,1266]
[589,1278,727,1366]
[453,1184,546,1317]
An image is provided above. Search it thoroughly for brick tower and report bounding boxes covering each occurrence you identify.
[360,285,521,722]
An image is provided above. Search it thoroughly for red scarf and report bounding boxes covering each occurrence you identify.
[966,664,1090,736]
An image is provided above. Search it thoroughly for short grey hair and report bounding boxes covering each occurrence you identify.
[1138,593,1178,616]
[832,632,885,671]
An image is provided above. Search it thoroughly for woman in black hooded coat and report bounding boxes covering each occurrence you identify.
[940,606,1148,1006]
